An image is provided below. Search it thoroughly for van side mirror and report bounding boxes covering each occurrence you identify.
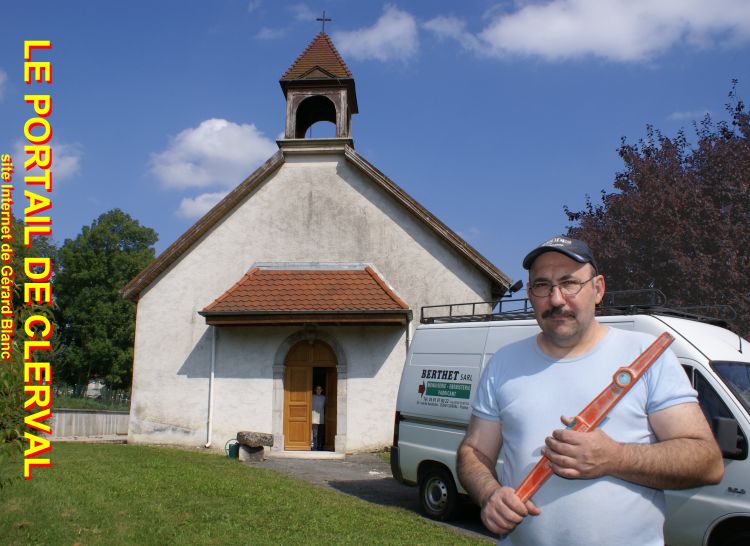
[714,416,744,458]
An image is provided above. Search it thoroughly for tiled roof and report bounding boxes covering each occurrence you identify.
[281,32,352,80]
[202,267,408,314]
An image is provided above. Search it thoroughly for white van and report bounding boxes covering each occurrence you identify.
[391,296,750,546]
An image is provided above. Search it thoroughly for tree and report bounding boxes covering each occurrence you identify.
[565,83,750,336]
[0,215,57,487]
[56,209,157,389]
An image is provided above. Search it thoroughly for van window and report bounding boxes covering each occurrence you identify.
[691,368,748,460]
[712,361,750,414]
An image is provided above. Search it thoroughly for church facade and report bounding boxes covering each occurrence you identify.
[123,33,511,454]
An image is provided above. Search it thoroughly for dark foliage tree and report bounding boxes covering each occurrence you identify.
[566,83,750,336]
[56,209,157,389]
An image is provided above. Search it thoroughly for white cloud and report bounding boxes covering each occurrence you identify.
[55,142,83,181]
[247,0,261,13]
[668,110,711,121]
[256,27,286,40]
[332,5,419,62]
[288,3,317,23]
[426,0,750,62]
[13,139,82,183]
[150,118,276,189]
[176,191,229,219]
[423,16,481,51]
[0,69,7,101]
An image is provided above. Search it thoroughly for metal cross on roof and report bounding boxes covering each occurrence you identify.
[316,11,331,32]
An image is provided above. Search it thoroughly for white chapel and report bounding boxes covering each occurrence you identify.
[123,32,511,454]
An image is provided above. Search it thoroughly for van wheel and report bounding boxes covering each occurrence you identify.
[708,518,750,546]
[719,531,750,546]
[419,466,458,521]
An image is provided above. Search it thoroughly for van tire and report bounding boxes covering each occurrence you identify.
[419,466,458,521]
[725,533,750,546]
[712,530,750,546]
[708,517,750,546]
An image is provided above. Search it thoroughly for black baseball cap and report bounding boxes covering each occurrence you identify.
[522,236,598,272]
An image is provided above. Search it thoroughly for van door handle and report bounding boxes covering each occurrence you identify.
[727,487,746,495]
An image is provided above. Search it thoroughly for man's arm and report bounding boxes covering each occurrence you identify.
[457,415,540,535]
[543,402,724,489]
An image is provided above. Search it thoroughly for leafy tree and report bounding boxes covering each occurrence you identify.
[56,209,157,389]
[566,83,750,336]
[0,215,57,487]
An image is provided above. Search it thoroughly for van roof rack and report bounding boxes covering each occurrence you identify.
[420,288,736,328]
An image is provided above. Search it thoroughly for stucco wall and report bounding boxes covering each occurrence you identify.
[129,147,494,451]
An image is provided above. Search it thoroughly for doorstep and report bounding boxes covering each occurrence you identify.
[267,450,345,460]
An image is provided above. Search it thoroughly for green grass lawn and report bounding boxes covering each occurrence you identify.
[0,443,486,546]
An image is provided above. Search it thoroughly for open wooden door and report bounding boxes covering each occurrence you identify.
[283,340,337,451]
[283,366,312,450]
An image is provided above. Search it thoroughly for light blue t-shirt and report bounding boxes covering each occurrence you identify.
[472,327,697,546]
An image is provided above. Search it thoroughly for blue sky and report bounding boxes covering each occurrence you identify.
[2,1,749,293]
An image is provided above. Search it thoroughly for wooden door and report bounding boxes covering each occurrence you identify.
[283,340,337,451]
[284,366,312,450]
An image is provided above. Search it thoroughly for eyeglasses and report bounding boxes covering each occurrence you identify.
[527,276,596,298]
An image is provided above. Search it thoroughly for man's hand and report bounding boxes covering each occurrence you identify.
[480,485,541,535]
[458,415,542,535]
[542,415,620,479]
[542,405,724,490]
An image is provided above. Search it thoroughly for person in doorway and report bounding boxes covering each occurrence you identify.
[457,235,724,545]
[311,385,326,451]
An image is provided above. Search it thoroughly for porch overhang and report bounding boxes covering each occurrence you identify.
[199,265,411,327]
[199,309,411,326]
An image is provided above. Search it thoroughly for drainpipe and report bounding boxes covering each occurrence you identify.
[205,326,216,448]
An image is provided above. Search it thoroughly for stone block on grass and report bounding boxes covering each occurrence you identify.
[236,431,273,462]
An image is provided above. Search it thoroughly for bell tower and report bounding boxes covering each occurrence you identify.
[279,32,358,140]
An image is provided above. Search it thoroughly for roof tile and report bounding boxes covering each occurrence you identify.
[281,32,352,80]
[202,267,409,314]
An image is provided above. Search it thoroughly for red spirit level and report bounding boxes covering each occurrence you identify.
[514,332,675,503]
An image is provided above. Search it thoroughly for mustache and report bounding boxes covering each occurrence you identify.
[542,306,575,319]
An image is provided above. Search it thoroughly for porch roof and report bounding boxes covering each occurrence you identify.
[199,266,411,326]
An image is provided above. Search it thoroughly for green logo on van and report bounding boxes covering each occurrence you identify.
[425,381,471,399]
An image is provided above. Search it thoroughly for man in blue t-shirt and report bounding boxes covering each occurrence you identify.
[457,236,724,545]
